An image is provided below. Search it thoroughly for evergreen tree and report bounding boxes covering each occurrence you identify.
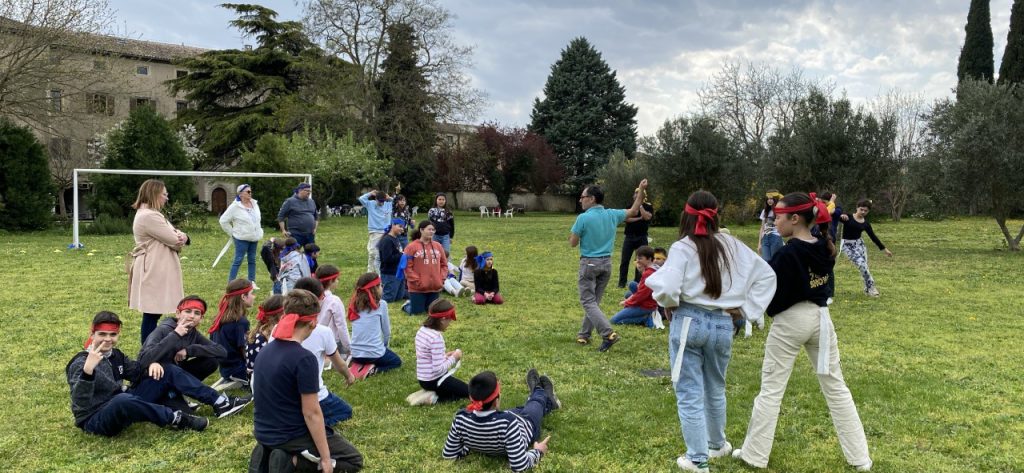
[0,120,56,230]
[958,0,995,86]
[529,37,638,196]
[373,23,437,197]
[92,106,195,217]
[999,0,1024,85]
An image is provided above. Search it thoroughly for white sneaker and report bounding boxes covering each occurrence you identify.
[855,460,873,471]
[867,287,880,297]
[708,440,732,458]
[744,321,753,338]
[754,317,765,330]
[676,456,709,473]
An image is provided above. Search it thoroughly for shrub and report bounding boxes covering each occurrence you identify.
[81,214,132,235]
[163,201,211,232]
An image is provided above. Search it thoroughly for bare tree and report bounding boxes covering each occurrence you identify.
[871,89,927,221]
[300,0,485,123]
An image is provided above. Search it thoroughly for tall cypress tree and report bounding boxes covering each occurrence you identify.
[529,37,638,195]
[958,0,995,85]
[373,22,437,197]
[999,0,1024,85]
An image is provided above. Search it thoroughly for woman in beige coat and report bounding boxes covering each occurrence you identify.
[128,179,187,344]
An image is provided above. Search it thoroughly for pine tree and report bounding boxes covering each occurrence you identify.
[373,22,437,197]
[529,37,638,196]
[0,120,56,230]
[958,0,995,85]
[999,0,1024,85]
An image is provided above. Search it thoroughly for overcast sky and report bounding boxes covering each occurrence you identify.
[108,0,1015,135]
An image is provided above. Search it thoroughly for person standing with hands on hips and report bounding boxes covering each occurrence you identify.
[277,183,319,247]
[569,178,649,353]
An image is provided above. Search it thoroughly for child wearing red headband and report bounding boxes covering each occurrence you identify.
[348,272,402,379]
[733,192,872,472]
[209,279,256,390]
[442,369,561,471]
[139,296,226,390]
[248,289,364,473]
[409,300,466,406]
[316,265,351,359]
[246,295,284,377]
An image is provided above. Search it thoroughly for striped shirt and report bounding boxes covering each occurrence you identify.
[442,410,542,472]
[415,327,456,382]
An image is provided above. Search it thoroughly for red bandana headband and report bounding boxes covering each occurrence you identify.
[84,322,121,348]
[684,204,718,236]
[271,312,319,339]
[429,308,457,321]
[466,381,501,412]
[318,272,340,286]
[347,277,382,321]
[208,282,254,334]
[256,305,284,323]
[177,299,206,314]
[774,193,832,225]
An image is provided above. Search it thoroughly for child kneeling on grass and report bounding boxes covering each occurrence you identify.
[246,295,284,377]
[348,272,401,379]
[408,300,466,405]
[67,311,248,436]
[316,265,351,359]
[249,289,363,473]
[472,251,504,305]
[293,277,357,425]
[442,369,560,472]
[208,279,256,390]
[279,238,310,294]
[611,245,658,328]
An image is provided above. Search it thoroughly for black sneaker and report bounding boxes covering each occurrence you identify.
[538,375,561,410]
[213,395,252,418]
[171,410,208,431]
[526,368,540,392]
[597,332,620,352]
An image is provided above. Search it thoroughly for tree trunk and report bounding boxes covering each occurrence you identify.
[56,186,68,217]
[995,217,1022,251]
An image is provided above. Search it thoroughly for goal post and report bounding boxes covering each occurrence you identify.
[70,168,312,249]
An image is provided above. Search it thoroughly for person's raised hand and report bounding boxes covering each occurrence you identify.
[534,435,551,455]
[174,318,191,336]
[83,338,105,375]
[148,362,164,380]
[638,178,648,190]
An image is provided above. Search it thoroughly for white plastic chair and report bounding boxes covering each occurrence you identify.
[479,205,489,217]
[411,206,419,217]
[504,208,514,218]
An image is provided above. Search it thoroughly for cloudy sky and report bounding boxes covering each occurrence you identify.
[108,0,1014,135]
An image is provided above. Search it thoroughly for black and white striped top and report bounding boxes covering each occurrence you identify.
[442,409,542,472]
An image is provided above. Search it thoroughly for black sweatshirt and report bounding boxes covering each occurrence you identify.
[66,348,142,426]
[138,317,227,367]
[840,215,885,250]
[377,233,404,275]
[766,238,834,317]
[474,268,500,294]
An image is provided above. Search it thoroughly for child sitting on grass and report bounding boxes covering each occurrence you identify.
[472,251,504,305]
[138,296,225,391]
[459,246,479,293]
[246,295,284,377]
[317,265,351,360]
[442,369,561,472]
[248,289,363,473]
[208,279,256,389]
[278,238,309,294]
[611,246,658,328]
[348,272,402,379]
[409,300,466,405]
[444,254,470,297]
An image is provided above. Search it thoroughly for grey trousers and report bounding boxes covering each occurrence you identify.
[577,257,614,339]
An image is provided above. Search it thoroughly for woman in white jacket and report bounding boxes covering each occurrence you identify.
[219,184,264,286]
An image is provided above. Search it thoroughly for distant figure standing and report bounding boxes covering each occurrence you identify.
[277,183,318,247]
[358,189,394,273]
[618,188,654,288]
[839,199,892,297]
[428,193,455,254]
[219,184,263,287]
[569,179,648,353]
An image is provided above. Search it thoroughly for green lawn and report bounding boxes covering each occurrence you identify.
[0,212,1021,472]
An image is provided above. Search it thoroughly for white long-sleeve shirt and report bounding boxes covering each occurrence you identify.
[318,290,350,356]
[645,234,777,322]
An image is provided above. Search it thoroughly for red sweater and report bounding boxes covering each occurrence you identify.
[403,239,447,293]
[624,266,658,310]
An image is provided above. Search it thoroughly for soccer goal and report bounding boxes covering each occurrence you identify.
[69,168,312,249]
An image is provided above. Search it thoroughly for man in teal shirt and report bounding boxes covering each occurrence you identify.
[570,179,648,352]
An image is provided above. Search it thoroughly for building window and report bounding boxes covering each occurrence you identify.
[176,70,188,78]
[176,101,188,115]
[88,93,115,116]
[445,135,455,146]
[130,97,154,111]
[49,89,62,112]
[136,65,149,76]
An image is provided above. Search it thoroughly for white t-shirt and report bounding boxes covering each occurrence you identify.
[301,325,338,400]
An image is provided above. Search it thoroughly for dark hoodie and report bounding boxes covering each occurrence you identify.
[766,237,835,316]
[65,348,142,427]
[138,317,227,367]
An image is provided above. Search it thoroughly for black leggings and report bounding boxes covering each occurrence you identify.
[141,313,162,345]
[618,234,647,287]
[419,376,469,403]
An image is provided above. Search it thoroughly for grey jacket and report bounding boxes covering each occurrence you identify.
[138,317,227,367]
[65,349,140,427]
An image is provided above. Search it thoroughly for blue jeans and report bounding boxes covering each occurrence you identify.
[381,274,407,302]
[230,238,258,282]
[508,387,556,443]
[351,348,402,374]
[82,392,175,436]
[611,306,655,327]
[624,281,639,299]
[668,304,734,464]
[760,232,783,261]
[292,231,315,248]
[272,279,282,295]
[433,234,451,254]
[320,392,353,425]
[403,291,439,315]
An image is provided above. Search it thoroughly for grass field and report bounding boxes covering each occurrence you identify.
[0,212,1022,472]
